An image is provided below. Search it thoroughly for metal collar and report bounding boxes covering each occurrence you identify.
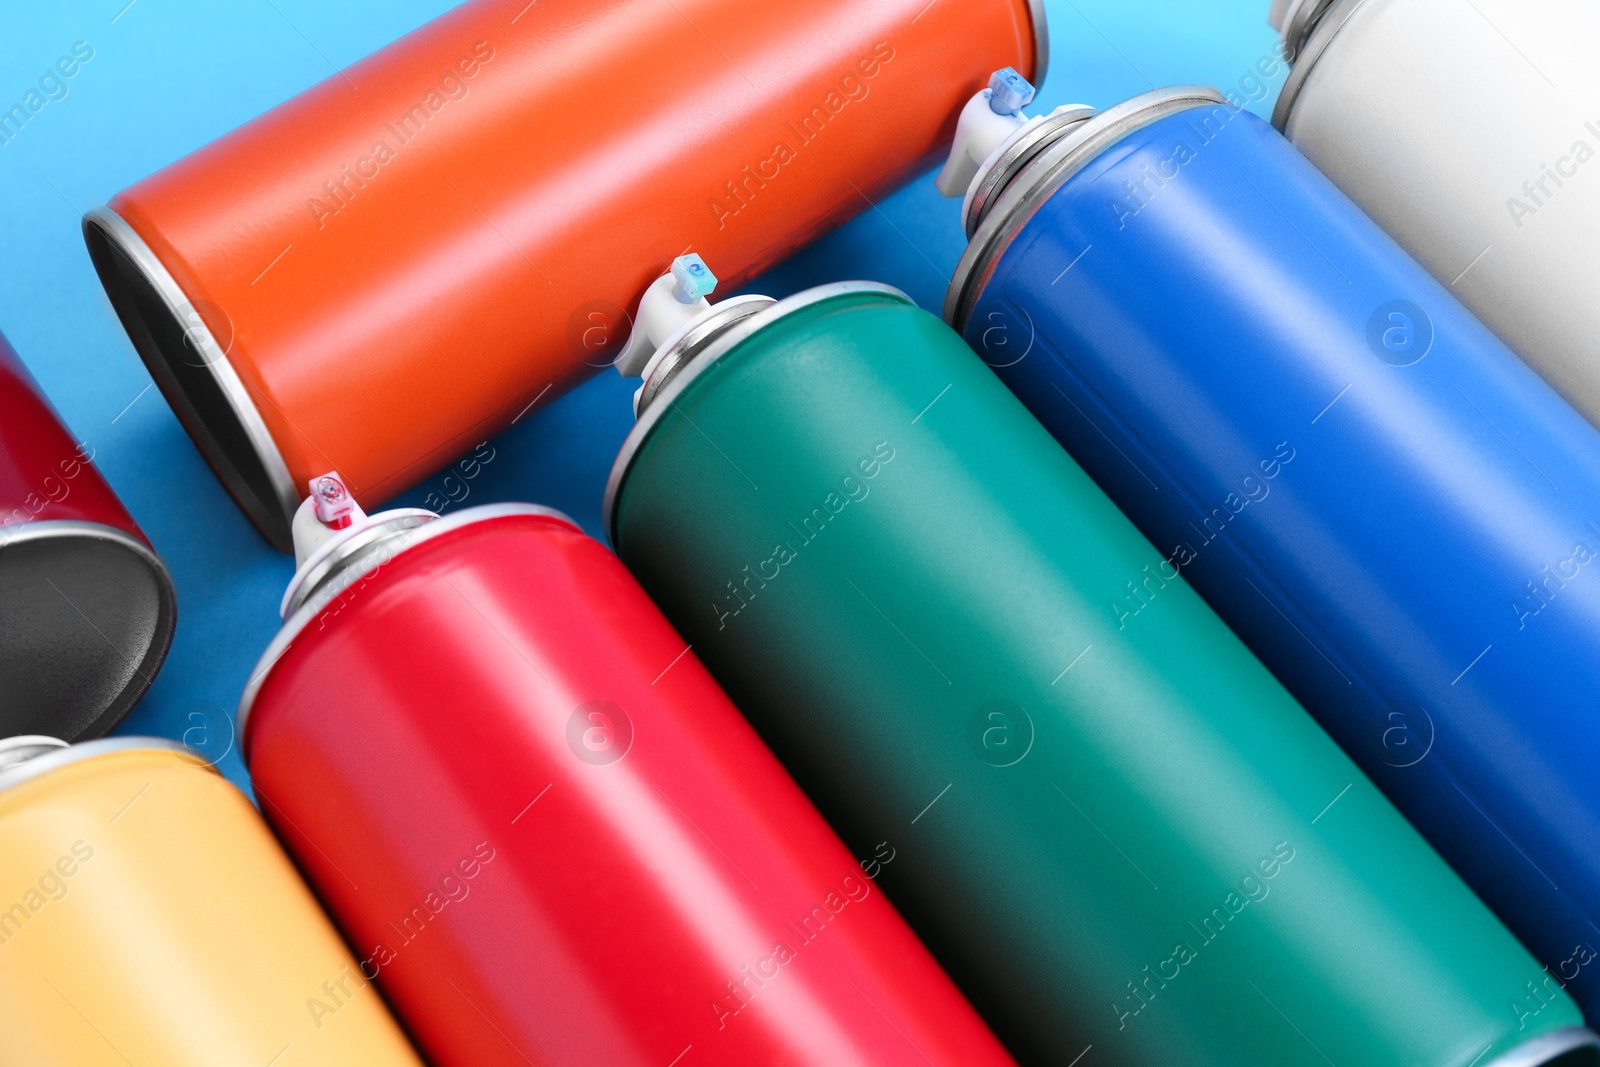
[1482,1028,1600,1067]
[634,296,775,415]
[965,106,1098,238]
[945,86,1228,331]
[0,737,198,799]
[603,282,915,545]
[281,510,437,618]
[237,503,579,743]
[1273,0,1375,131]
[1277,0,1338,62]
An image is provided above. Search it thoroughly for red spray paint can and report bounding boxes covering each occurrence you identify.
[0,331,175,741]
[238,473,1015,1067]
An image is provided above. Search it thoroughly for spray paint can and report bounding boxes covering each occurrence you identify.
[938,71,1600,1021]
[604,264,1597,1065]
[1270,0,1600,432]
[0,735,422,1066]
[238,473,1016,1067]
[0,332,175,741]
[83,0,1046,550]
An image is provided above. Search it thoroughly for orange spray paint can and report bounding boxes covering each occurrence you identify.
[85,0,1046,549]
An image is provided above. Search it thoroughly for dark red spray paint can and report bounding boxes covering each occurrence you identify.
[0,331,175,740]
[238,474,1014,1067]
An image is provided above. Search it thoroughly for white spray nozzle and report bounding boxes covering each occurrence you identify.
[935,68,1039,198]
[614,253,720,378]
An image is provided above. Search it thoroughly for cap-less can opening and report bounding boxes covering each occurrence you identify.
[82,208,299,552]
[0,521,176,741]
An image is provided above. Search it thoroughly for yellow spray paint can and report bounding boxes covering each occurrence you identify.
[0,736,423,1067]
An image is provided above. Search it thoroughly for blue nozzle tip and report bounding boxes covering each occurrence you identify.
[671,253,717,303]
[987,67,1035,116]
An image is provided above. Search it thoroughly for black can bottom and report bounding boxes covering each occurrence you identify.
[0,521,175,741]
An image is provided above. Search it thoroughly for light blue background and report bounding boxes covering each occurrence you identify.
[0,0,1282,789]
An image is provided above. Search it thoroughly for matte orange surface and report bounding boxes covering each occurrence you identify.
[0,747,424,1066]
[112,0,1036,513]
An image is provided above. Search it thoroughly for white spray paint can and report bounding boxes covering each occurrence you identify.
[1273,0,1600,427]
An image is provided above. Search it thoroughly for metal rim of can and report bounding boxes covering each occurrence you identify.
[0,736,67,777]
[1271,0,1376,132]
[634,295,777,415]
[0,519,178,740]
[81,207,300,552]
[1275,0,1341,63]
[1482,1028,1600,1067]
[602,281,916,546]
[944,85,1229,332]
[236,502,581,744]
[0,736,199,799]
[280,508,438,619]
[1027,0,1051,87]
[964,106,1099,239]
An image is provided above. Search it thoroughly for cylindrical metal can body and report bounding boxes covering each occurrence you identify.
[84,0,1045,550]
[241,505,1015,1067]
[948,89,1600,1019]
[0,333,175,740]
[0,738,423,1067]
[1273,0,1600,429]
[606,285,1596,1066]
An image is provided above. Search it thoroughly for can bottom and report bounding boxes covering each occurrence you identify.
[0,521,176,741]
[82,208,298,551]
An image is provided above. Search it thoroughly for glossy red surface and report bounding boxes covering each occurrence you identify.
[0,332,146,540]
[244,511,1016,1067]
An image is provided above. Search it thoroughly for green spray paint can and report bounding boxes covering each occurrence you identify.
[603,264,1597,1067]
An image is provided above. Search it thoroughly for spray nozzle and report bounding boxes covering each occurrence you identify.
[987,67,1036,116]
[280,470,436,619]
[671,254,717,303]
[310,473,356,530]
[935,68,1039,198]
[290,471,371,571]
[614,253,720,378]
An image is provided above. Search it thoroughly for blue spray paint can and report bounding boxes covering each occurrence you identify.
[942,78,1600,1020]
